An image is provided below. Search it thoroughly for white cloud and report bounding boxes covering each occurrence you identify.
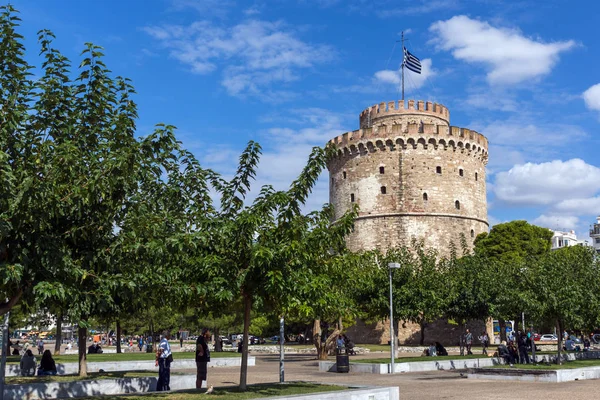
[374,58,435,90]
[532,214,580,231]
[429,15,575,85]
[493,159,600,206]
[144,19,334,98]
[552,197,600,216]
[377,0,459,17]
[198,108,348,211]
[583,83,600,113]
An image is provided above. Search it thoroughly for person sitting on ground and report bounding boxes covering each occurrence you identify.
[583,336,591,351]
[20,349,37,376]
[38,350,57,376]
[344,335,356,355]
[12,340,21,355]
[564,336,575,351]
[428,342,437,357]
[497,341,514,366]
[435,342,448,356]
[507,341,518,362]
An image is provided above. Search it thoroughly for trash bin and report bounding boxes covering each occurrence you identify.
[336,347,349,373]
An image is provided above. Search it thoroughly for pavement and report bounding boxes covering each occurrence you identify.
[194,352,600,400]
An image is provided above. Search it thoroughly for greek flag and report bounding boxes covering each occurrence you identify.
[403,47,421,74]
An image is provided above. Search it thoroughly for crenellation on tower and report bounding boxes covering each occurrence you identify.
[327,99,488,255]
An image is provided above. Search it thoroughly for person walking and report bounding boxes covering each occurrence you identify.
[464,329,473,355]
[155,331,172,391]
[195,328,211,389]
[479,331,489,355]
[37,338,44,355]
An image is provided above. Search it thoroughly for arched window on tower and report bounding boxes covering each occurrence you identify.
[459,168,464,177]
[471,229,475,238]
[455,200,460,210]
[343,171,347,179]
[436,166,442,174]
[423,193,428,202]
[380,186,387,194]
[350,193,355,202]
[379,166,385,174]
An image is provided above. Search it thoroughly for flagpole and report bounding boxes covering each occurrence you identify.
[401,30,404,101]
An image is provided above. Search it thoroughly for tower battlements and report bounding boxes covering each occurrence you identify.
[326,99,489,256]
[359,99,449,128]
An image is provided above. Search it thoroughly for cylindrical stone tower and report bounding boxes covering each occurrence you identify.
[327,99,488,254]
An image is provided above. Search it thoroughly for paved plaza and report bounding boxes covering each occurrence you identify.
[200,353,600,400]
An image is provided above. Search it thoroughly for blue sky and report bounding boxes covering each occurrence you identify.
[10,0,600,240]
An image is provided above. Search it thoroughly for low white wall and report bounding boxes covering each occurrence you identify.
[4,374,202,400]
[468,365,600,383]
[319,357,503,374]
[6,356,253,377]
[266,386,399,400]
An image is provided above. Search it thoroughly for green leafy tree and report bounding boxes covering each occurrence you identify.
[473,220,552,340]
[529,246,600,363]
[205,142,356,389]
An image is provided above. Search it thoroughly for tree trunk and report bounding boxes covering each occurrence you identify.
[54,314,62,355]
[78,326,87,377]
[214,328,222,352]
[337,316,343,332]
[239,293,252,390]
[499,319,507,342]
[419,320,426,346]
[556,319,562,365]
[116,320,122,353]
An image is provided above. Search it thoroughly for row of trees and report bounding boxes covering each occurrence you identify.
[1,6,598,390]
[0,5,360,388]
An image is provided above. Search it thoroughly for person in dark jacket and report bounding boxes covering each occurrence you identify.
[435,342,448,356]
[518,333,530,364]
[196,328,211,389]
[38,350,57,375]
[498,341,514,366]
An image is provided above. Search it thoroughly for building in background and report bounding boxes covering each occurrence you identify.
[590,216,600,254]
[550,229,589,250]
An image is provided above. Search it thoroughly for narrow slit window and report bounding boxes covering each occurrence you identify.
[436,166,442,174]
[423,193,428,202]
[459,169,464,177]
[455,200,460,210]
[343,171,347,179]
[350,193,355,202]
[380,186,387,194]
[475,172,478,181]
[379,166,385,174]
[471,229,475,238]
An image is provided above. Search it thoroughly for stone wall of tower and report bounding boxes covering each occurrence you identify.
[327,100,488,255]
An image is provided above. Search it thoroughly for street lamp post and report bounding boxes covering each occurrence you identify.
[388,262,401,374]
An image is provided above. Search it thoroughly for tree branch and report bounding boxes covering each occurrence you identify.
[0,288,23,316]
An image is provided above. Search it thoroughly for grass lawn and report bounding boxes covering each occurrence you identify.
[6,371,188,384]
[78,383,347,400]
[352,354,491,364]
[6,351,240,364]
[492,359,600,370]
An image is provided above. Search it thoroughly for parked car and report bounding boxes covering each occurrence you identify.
[538,334,558,342]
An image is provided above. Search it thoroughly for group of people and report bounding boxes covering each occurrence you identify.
[19,349,58,376]
[497,332,534,366]
[153,327,212,392]
[336,334,356,355]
